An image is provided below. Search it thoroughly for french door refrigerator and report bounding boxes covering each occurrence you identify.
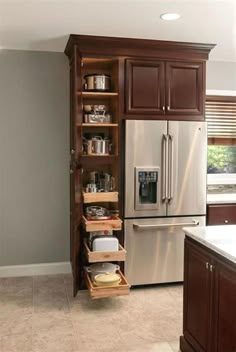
[124,120,207,286]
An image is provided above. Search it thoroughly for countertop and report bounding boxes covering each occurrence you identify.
[183,225,236,264]
[207,193,236,204]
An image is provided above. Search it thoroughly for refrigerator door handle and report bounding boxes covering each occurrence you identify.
[133,219,200,230]
[168,134,174,203]
[162,134,168,202]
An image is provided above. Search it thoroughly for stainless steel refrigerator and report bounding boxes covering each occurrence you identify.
[124,120,207,286]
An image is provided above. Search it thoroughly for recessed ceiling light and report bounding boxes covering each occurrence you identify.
[160,13,181,21]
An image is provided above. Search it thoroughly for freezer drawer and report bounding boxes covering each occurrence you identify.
[124,216,205,286]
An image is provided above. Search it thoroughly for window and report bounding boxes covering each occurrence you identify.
[206,95,236,184]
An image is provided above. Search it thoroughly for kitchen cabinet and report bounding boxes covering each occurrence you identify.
[180,237,236,352]
[125,59,204,120]
[207,204,236,225]
[65,34,214,297]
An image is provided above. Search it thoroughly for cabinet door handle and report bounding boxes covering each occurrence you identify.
[206,262,209,270]
[224,220,229,224]
[209,265,214,272]
[162,106,165,111]
[167,106,170,111]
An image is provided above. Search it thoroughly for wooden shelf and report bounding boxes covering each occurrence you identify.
[82,123,118,127]
[80,92,118,98]
[83,240,126,263]
[84,268,130,299]
[83,191,118,203]
[82,215,122,232]
[81,155,118,166]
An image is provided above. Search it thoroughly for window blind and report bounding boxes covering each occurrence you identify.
[206,96,236,141]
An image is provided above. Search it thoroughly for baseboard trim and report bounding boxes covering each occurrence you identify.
[0,262,72,278]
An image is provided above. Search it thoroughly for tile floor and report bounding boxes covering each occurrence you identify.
[0,274,182,352]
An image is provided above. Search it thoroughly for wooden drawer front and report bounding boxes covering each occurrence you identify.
[83,240,126,263]
[207,204,236,225]
[83,191,118,203]
[82,215,122,232]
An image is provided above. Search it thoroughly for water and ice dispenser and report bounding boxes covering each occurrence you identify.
[135,167,160,210]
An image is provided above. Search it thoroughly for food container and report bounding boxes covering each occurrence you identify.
[83,104,109,113]
[84,74,111,91]
[91,235,119,252]
[83,136,112,155]
[88,230,113,248]
[86,206,111,220]
[83,113,111,124]
[93,272,121,286]
[86,262,120,281]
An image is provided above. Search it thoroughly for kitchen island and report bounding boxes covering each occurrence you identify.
[180,225,236,352]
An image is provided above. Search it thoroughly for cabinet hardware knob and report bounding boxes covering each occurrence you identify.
[206,262,209,270]
[71,149,75,155]
[162,106,165,111]
[70,169,74,174]
[210,265,214,272]
[167,106,170,111]
[224,220,228,223]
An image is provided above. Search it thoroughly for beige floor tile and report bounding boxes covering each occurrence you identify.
[168,340,180,352]
[1,334,32,352]
[33,330,77,352]
[33,275,66,295]
[34,292,70,315]
[0,314,32,338]
[119,342,174,352]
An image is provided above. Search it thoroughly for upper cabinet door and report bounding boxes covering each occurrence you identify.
[165,61,204,117]
[125,59,165,115]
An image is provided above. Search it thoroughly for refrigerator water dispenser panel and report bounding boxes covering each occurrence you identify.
[135,167,160,210]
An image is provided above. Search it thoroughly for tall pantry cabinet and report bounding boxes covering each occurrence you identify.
[64,35,214,297]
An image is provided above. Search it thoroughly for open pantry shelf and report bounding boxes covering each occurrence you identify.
[83,191,118,203]
[84,268,130,299]
[82,215,122,232]
[83,240,126,263]
[80,92,118,98]
[81,123,119,127]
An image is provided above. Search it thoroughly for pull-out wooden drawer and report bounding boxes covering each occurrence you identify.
[82,215,122,232]
[207,204,236,225]
[83,240,126,263]
[84,269,130,299]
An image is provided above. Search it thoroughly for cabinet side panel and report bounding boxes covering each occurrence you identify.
[183,239,211,352]
[215,263,236,352]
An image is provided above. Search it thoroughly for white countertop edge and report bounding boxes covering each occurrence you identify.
[207,199,236,204]
[183,227,236,265]
[207,193,236,204]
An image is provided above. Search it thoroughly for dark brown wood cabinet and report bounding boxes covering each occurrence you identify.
[207,204,236,225]
[126,59,165,115]
[125,59,204,119]
[180,237,236,352]
[65,35,214,297]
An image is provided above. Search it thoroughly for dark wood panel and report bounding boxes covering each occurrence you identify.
[165,62,204,116]
[65,35,215,61]
[183,240,211,352]
[207,204,236,225]
[215,263,236,352]
[180,336,197,352]
[125,59,165,114]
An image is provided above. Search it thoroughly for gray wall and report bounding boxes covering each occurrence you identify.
[0,50,70,266]
[207,60,236,91]
[0,49,235,267]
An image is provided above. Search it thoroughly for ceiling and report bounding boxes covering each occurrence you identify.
[0,0,235,62]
